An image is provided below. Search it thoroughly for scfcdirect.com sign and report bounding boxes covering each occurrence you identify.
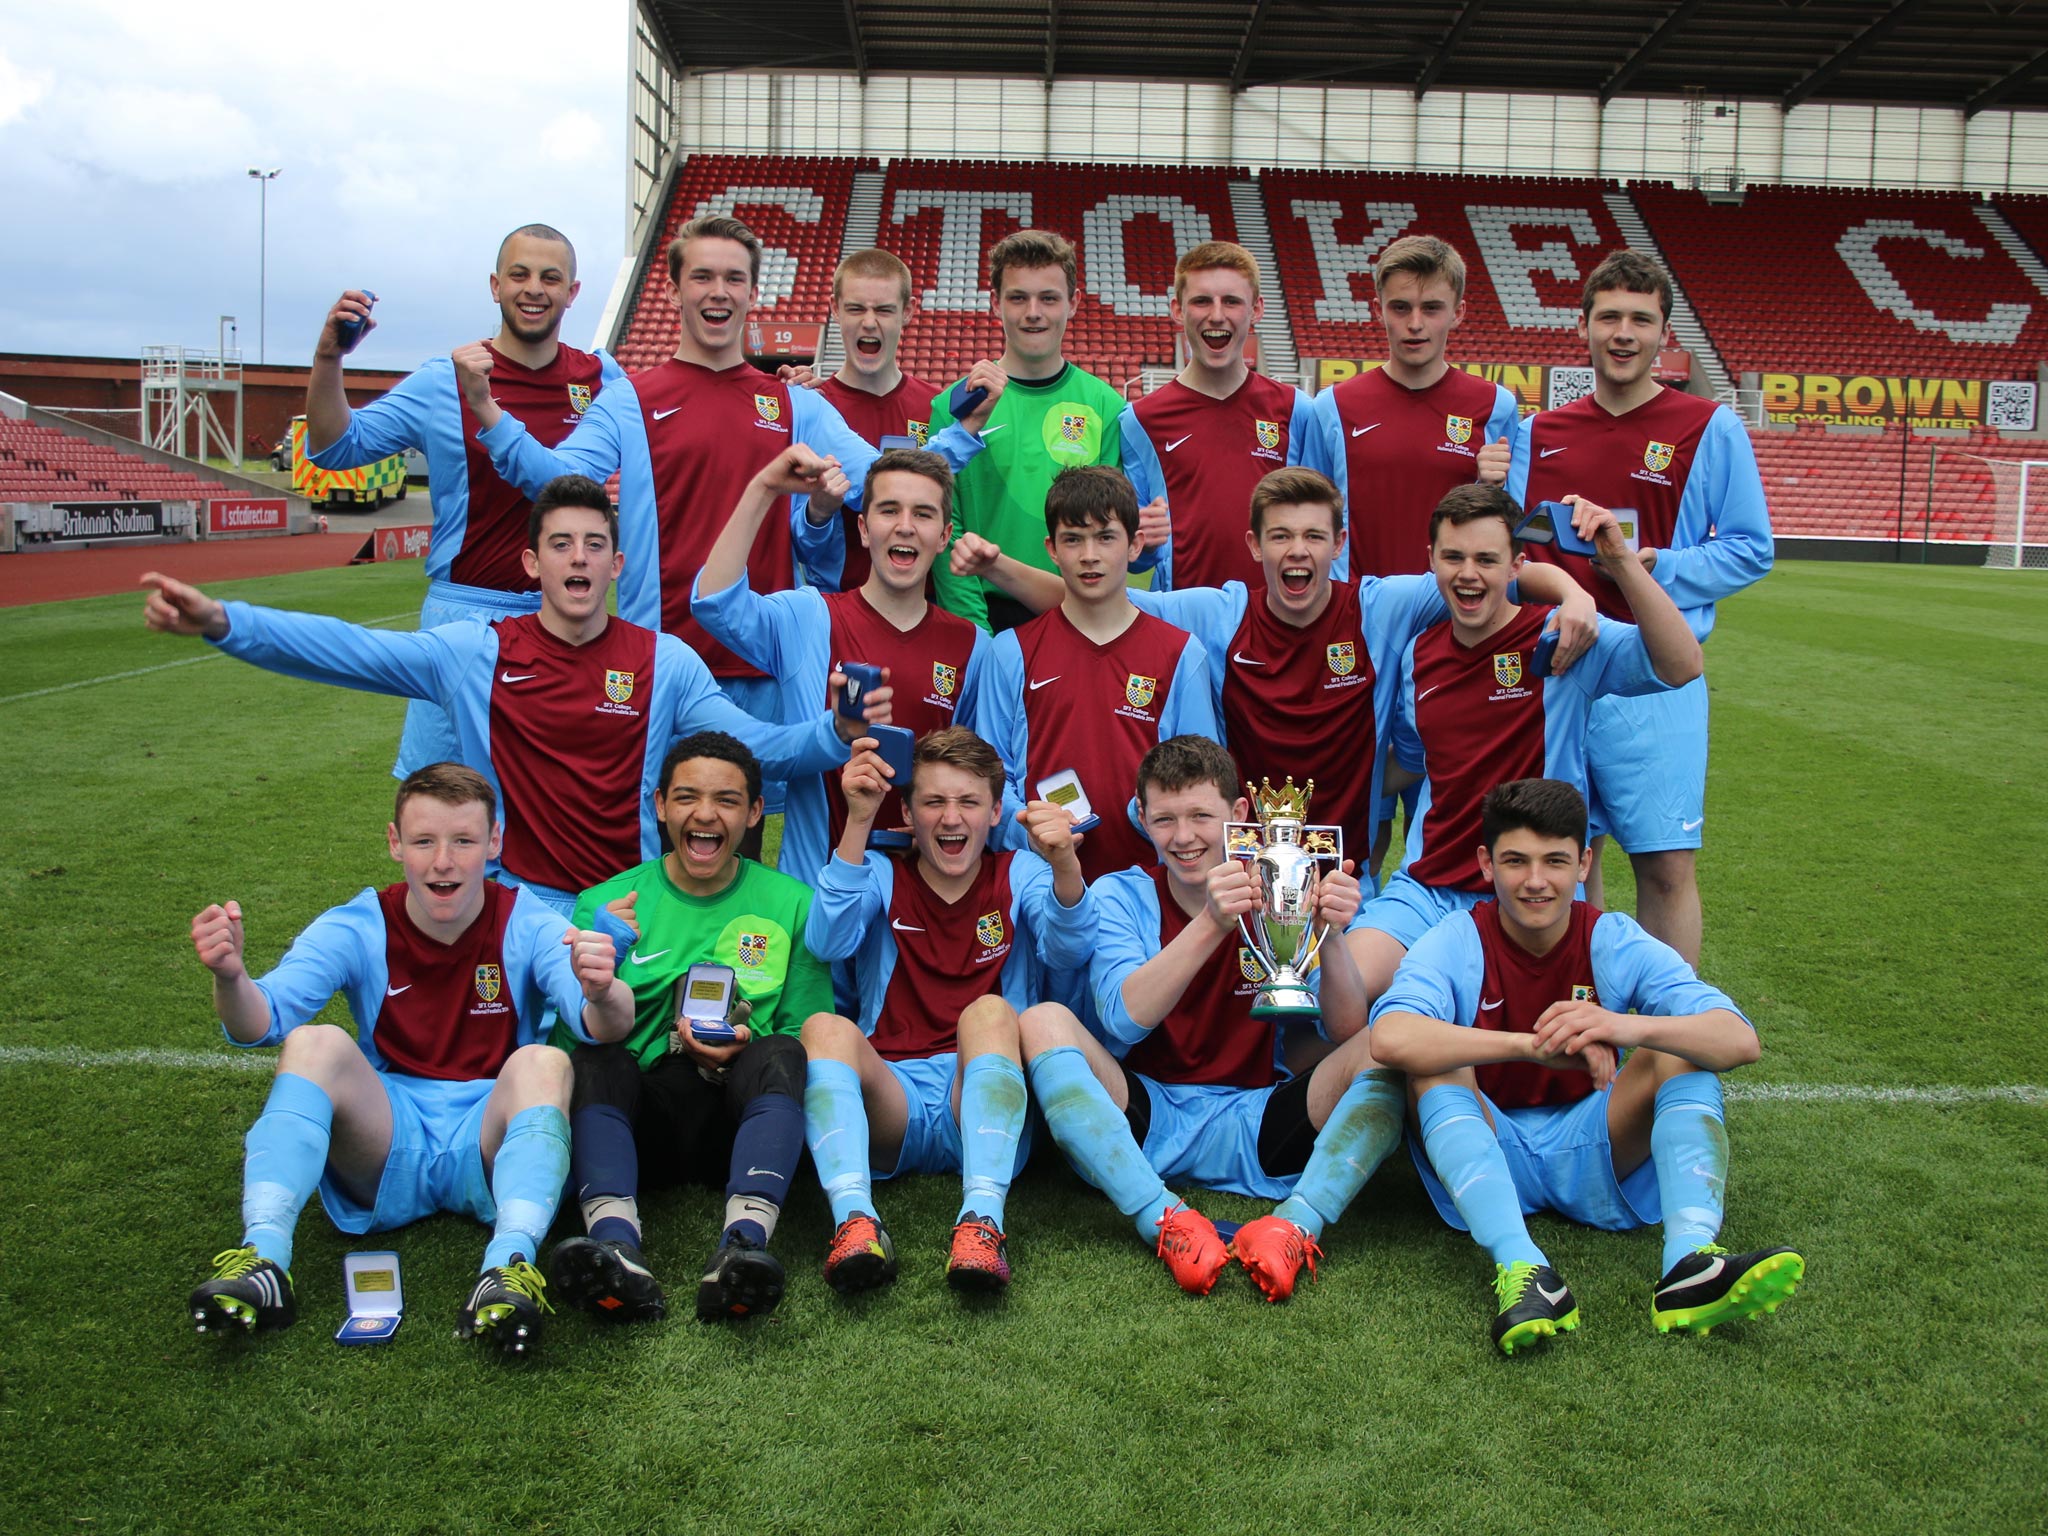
[207,497,289,535]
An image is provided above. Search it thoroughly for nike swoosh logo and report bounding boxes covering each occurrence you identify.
[1028,677,1059,690]
[1164,434,1193,452]
[980,423,1007,435]
[1540,447,1567,458]
[1231,651,1264,666]
[745,1167,785,1180]
[1479,997,1503,1010]
[386,984,412,996]
[652,407,682,420]
[628,948,670,964]
[499,671,537,683]
[1351,424,1379,437]
[1416,683,1446,702]
[1682,817,1704,831]
[890,919,925,933]
[1536,1283,1569,1304]
[1666,1255,1724,1292]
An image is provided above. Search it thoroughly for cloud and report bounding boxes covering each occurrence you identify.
[543,110,607,166]
[0,49,47,128]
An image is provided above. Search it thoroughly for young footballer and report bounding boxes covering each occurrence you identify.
[141,476,875,914]
[1118,241,1314,592]
[184,764,634,1358]
[1347,484,1701,1001]
[305,224,620,776]
[801,727,1095,1294]
[546,734,834,1325]
[1370,778,1802,1354]
[1508,250,1773,964]
[972,465,1218,882]
[929,229,1136,631]
[1021,736,1403,1302]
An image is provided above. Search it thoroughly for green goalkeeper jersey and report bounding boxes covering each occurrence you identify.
[927,361,1125,627]
[554,857,832,1069]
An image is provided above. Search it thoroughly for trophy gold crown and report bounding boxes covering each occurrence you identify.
[1247,776,1314,824]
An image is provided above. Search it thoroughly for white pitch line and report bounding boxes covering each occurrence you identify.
[0,1046,2039,1105]
[0,612,418,705]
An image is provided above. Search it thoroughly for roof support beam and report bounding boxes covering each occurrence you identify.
[1781,0,1928,114]
[1046,0,1059,84]
[1231,0,1275,93]
[1414,0,1484,99]
[1967,45,2048,117]
[1600,0,1706,105]
[841,0,867,82]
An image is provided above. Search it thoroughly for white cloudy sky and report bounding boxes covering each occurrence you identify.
[0,0,629,370]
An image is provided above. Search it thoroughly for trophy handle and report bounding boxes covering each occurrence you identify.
[1236,914,1275,981]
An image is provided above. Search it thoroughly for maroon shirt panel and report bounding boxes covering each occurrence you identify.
[1408,604,1553,892]
[1015,608,1189,881]
[817,371,936,592]
[373,879,521,1081]
[1131,374,1296,590]
[1123,866,1278,1089]
[486,613,656,892]
[1218,581,1377,865]
[1333,367,1505,578]
[872,851,1016,1060]
[455,343,607,593]
[1519,388,1716,621]
[822,589,979,847]
[1470,898,1603,1110]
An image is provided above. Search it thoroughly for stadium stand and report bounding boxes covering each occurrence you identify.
[1992,193,2048,269]
[1749,422,2003,542]
[612,154,876,371]
[1631,184,2048,379]
[1260,172,1630,366]
[0,416,233,503]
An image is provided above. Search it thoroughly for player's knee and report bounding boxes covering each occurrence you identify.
[734,1031,806,1101]
[568,1041,641,1114]
[800,1011,862,1056]
[276,1023,356,1082]
[503,1043,573,1105]
[1633,848,1696,899]
[1018,1001,1084,1058]
[958,993,1020,1047]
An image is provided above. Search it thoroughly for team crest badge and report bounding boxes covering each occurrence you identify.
[474,965,502,1003]
[908,420,930,447]
[1644,440,1675,473]
[604,669,636,704]
[1571,984,1598,1003]
[737,932,769,970]
[976,912,1006,949]
[1238,947,1269,983]
[1125,673,1157,709]
[567,383,592,414]
[1326,642,1356,677]
[1255,418,1281,450]
[754,393,782,424]
[1445,414,1474,445]
[1060,412,1088,443]
[931,661,957,698]
[1494,652,1523,688]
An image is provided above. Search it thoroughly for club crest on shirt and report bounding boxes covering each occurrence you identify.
[908,420,930,447]
[1326,641,1356,677]
[1493,651,1523,689]
[1571,983,1598,1003]
[1125,673,1157,709]
[931,661,958,699]
[737,932,769,970]
[1644,440,1675,473]
[1445,414,1474,445]
[604,669,636,704]
[567,383,592,414]
[1255,418,1281,450]
[976,911,1006,950]
[1238,947,1270,983]
[754,393,782,424]
[474,965,502,1003]
[1060,412,1089,444]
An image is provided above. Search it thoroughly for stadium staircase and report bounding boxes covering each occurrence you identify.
[1603,190,1733,398]
[1227,178,1301,382]
[814,168,890,378]
[1976,200,2048,298]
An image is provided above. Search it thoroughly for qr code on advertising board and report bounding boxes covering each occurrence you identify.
[1986,380,2036,431]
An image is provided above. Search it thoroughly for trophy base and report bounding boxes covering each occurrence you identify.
[1250,986,1320,1020]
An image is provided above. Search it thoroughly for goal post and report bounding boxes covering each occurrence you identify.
[1923,446,2048,569]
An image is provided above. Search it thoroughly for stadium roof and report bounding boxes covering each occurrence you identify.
[641,0,2048,114]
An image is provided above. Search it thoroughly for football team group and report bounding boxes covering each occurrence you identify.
[142,206,1804,1360]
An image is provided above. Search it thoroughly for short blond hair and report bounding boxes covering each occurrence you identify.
[989,229,1078,298]
[1174,240,1260,301]
[1373,235,1467,303]
[833,247,912,307]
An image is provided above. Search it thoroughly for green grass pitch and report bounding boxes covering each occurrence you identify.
[0,559,2042,1533]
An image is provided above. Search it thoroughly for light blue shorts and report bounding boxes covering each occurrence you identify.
[1133,1075,1293,1202]
[1354,869,1484,950]
[394,581,542,779]
[319,1073,498,1235]
[1374,779,1422,829]
[718,673,788,816]
[878,1052,1033,1179]
[1586,676,1708,852]
[1410,1082,1661,1234]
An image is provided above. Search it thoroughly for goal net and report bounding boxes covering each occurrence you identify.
[1926,448,2048,568]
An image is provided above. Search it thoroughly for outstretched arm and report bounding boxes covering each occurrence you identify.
[950,532,1066,616]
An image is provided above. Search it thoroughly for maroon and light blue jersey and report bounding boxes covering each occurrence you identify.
[817,370,938,592]
[1306,366,1519,581]
[1507,388,1771,632]
[1118,374,1316,591]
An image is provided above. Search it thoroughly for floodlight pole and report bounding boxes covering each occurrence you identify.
[247,167,282,365]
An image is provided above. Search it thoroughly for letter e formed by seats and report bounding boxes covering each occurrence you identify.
[1291,200,1418,324]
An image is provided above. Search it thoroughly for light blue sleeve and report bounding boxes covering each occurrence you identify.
[788,386,871,583]
[594,348,626,384]
[973,632,1031,832]
[1362,573,1452,661]
[806,849,889,963]
[245,889,385,1049]
[1087,870,1166,1049]
[1484,385,1522,457]
[1567,616,1672,702]
[212,600,473,706]
[1505,418,1533,510]
[690,571,819,680]
[476,374,631,496]
[1307,389,1350,581]
[1158,632,1220,744]
[1012,848,1096,971]
[1655,407,1773,629]
[306,360,441,467]
[1369,909,1484,1028]
[1126,582,1241,704]
[662,634,847,783]
[956,626,993,726]
[1391,632,1425,773]
[1117,405,1167,579]
[504,888,589,1044]
[1590,912,1751,1027]
[1286,388,1320,468]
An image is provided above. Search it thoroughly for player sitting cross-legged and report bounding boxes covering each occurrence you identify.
[800,726,1096,1295]
[1369,777,1803,1355]
[1022,735,1406,1302]
[184,763,634,1358]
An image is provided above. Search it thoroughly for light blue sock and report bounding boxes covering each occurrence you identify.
[1651,1072,1729,1274]
[240,1072,334,1271]
[1027,1046,1173,1244]
[1273,1069,1405,1239]
[483,1105,571,1272]
[957,1053,1027,1228]
[1417,1084,1546,1269]
[804,1059,873,1227]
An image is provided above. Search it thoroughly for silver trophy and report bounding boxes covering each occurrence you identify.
[1226,777,1345,1020]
